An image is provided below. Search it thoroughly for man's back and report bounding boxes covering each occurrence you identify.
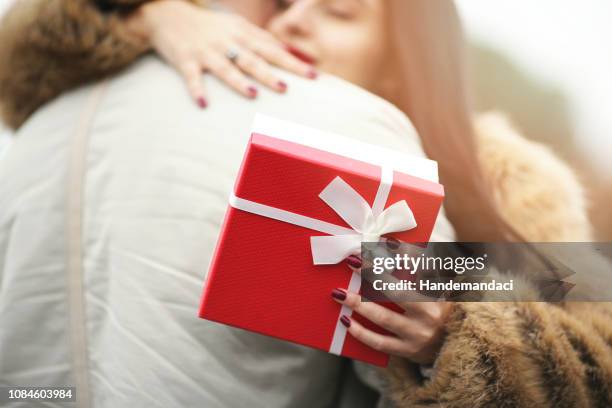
[0,56,452,407]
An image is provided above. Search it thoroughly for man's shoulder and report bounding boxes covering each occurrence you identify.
[260,69,418,143]
[13,56,423,157]
[89,56,423,153]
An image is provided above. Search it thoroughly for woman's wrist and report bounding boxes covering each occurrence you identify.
[122,1,162,47]
[123,1,209,50]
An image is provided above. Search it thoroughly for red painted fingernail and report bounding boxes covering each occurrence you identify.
[331,288,347,301]
[386,237,400,250]
[277,81,288,91]
[307,68,318,79]
[197,97,208,108]
[347,255,362,269]
[340,315,351,328]
[247,86,258,98]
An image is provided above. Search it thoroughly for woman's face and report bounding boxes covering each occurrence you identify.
[267,0,391,93]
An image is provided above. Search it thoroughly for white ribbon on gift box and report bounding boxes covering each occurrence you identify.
[228,166,417,355]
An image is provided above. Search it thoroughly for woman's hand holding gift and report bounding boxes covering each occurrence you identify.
[333,255,453,365]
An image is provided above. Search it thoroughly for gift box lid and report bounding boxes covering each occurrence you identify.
[251,114,439,183]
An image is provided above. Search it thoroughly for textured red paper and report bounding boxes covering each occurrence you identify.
[199,133,444,366]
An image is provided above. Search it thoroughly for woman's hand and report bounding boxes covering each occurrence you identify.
[333,256,453,365]
[124,0,317,107]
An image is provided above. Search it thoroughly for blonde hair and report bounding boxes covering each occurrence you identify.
[388,0,517,242]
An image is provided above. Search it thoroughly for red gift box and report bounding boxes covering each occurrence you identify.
[199,115,444,366]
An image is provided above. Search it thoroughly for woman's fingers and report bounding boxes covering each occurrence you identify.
[346,255,434,304]
[340,314,411,356]
[241,24,316,79]
[337,256,453,363]
[332,288,414,338]
[144,4,318,108]
[204,54,258,99]
[346,254,363,270]
[334,290,451,363]
[178,60,207,108]
[249,39,317,79]
[232,50,288,93]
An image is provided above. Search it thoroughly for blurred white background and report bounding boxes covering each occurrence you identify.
[457,0,612,173]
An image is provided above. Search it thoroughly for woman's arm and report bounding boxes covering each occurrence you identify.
[0,0,160,129]
[384,301,612,407]
[127,0,316,107]
[340,114,609,406]
[381,116,610,406]
[0,0,315,129]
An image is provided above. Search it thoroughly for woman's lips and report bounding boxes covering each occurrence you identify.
[285,45,317,65]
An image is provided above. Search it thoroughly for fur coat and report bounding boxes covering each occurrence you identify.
[1,1,611,407]
[383,114,612,408]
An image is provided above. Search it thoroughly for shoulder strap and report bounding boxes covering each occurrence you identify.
[66,81,108,408]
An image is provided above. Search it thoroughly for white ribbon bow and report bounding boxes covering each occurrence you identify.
[229,169,418,356]
[311,176,417,264]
